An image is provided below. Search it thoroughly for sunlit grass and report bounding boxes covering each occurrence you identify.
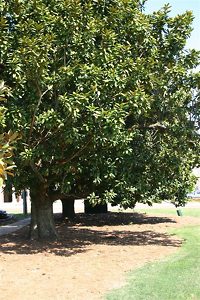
[134,208,200,218]
[106,209,200,300]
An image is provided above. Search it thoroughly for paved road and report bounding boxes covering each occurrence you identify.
[0,218,30,236]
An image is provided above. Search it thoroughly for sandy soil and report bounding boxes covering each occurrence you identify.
[0,212,199,300]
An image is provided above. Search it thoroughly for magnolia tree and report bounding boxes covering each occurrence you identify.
[0,81,18,186]
[0,0,199,240]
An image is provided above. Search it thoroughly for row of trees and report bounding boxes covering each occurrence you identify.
[0,0,199,240]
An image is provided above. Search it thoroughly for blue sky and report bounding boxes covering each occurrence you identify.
[144,0,200,50]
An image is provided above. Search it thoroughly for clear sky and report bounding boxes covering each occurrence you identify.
[144,0,200,50]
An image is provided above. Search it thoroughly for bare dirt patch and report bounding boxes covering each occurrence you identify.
[0,212,199,300]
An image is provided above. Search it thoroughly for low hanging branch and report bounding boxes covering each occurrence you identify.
[49,190,90,202]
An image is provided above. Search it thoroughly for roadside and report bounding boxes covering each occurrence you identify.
[0,217,30,236]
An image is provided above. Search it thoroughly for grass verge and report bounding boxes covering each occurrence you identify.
[106,225,200,300]
[134,208,200,218]
[12,213,30,221]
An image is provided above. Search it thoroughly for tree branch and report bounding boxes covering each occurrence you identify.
[128,122,167,131]
[49,190,89,202]
[29,161,46,183]
[28,81,52,145]
[55,135,93,166]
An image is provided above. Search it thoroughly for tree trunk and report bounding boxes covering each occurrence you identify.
[84,200,108,214]
[29,184,58,240]
[62,197,75,220]
[4,181,12,203]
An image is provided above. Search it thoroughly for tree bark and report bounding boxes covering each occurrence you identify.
[4,181,12,203]
[62,197,75,220]
[29,183,58,240]
[84,200,108,214]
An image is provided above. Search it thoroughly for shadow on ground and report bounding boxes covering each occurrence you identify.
[0,212,181,257]
[67,212,177,226]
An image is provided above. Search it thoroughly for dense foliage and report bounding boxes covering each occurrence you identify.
[0,0,199,238]
[0,81,18,186]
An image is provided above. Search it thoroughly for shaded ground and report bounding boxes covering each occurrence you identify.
[0,212,199,300]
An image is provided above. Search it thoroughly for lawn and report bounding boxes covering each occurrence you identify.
[106,210,200,300]
[134,207,200,218]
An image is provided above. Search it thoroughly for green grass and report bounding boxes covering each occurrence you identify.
[106,216,200,300]
[11,213,30,221]
[134,208,200,218]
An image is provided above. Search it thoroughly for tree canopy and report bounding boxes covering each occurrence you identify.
[0,0,199,239]
[0,81,18,186]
